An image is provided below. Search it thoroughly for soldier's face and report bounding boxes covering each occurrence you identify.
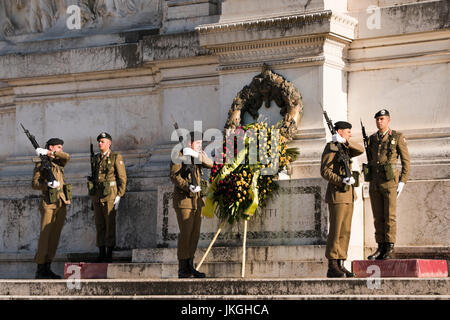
[190,140,202,152]
[98,138,111,152]
[376,116,390,131]
[48,144,63,152]
[338,128,352,141]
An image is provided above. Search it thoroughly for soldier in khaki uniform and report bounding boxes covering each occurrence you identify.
[32,138,71,279]
[366,109,410,260]
[91,132,127,262]
[321,121,365,278]
[170,131,213,278]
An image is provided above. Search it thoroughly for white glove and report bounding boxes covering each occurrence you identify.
[396,182,405,199]
[183,147,199,158]
[36,148,49,156]
[47,180,60,189]
[332,133,346,144]
[114,196,121,210]
[189,185,201,193]
[343,177,356,186]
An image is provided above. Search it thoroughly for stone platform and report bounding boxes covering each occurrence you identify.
[0,278,448,300]
[352,259,448,278]
[108,245,328,279]
[64,263,109,279]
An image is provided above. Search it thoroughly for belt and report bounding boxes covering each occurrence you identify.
[97,181,116,186]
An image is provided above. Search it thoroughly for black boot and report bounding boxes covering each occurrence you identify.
[35,264,50,279]
[380,243,394,260]
[105,246,114,263]
[96,246,106,262]
[337,259,356,278]
[326,259,345,278]
[188,258,206,278]
[367,243,385,260]
[45,262,61,279]
[178,259,193,278]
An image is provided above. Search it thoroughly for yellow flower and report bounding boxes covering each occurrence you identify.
[239,198,243,203]
[237,193,241,198]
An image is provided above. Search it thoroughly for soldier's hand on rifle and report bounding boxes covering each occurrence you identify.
[332,133,347,144]
[343,177,355,186]
[396,182,405,199]
[35,147,50,156]
[183,147,199,158]
[189,185,201,193]
[114,196,121,210]
[47,180,60,189]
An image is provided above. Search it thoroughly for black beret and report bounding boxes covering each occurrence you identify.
[45,138,64,147]
[97,132,112,141]
[374,109,390,118]
[334,121,352,130]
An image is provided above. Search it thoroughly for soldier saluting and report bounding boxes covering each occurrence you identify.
[32,138,71,279]
[89,132,127,262]
[321,120,365,278]
[365,109,410,260]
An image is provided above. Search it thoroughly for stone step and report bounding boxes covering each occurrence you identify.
[107,260,328,279]
[0,251,131,279]
[1,294,449,300]
[0,278,447,297]
[352,259,448,278]
[132,245,328,263]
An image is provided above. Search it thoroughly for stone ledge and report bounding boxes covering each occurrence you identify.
[0,278,448,296]
[133,245,327,263]
[107,260,328,279]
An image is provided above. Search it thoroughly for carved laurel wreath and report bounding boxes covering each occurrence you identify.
[224,64,303,141]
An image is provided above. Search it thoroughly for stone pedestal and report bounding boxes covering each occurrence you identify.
[64,262,109,279]
[352,259,449,278]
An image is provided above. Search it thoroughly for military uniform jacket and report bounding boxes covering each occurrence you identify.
[170,152,213,210]
[367,129,410,186]
[92,150,127,203]
[32,151,71,205]
[321,140,365,204]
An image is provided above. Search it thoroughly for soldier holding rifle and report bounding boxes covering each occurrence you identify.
[320,114,364,278]
[170,125,213,278]
[21,124,72,279]
[88,132,127,262]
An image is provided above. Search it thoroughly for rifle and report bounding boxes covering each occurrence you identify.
[360,119,372,181]
[20,123,56,182]
[87,138,97,207]
[170,114,198,187]
[322,111,352,180]
[88,138,96,183]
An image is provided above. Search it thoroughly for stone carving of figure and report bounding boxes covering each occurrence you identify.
[28,0,56,33]
[94,0,143,18]
[0,1,15,37]
[55,0,96,26]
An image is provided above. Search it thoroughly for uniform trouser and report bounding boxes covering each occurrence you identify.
[175,207,202,261]
[35,199,67,264]
[93,200,116,248]
[369,182,397,244]
[325,203,354,260]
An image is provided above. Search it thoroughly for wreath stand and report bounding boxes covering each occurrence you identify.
[197,219,249,278]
